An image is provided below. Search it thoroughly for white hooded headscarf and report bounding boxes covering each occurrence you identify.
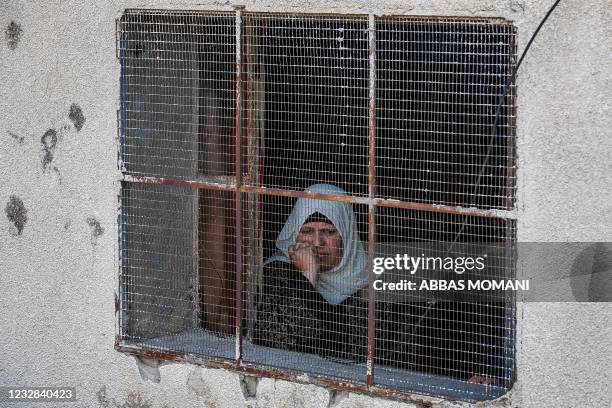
[265,184,368,305]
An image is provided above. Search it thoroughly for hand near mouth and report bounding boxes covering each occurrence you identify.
[288,242,320,286]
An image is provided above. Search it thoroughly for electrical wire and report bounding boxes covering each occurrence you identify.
[450,0,563,248]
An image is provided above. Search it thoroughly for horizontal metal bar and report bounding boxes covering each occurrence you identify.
[115,341,442,406]
[373,14,513,24]
[121,9,512,25]
[122,174,236,191]
[121,175,517,220]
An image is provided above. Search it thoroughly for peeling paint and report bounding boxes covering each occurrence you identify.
[5,21,22,50]
[134,356,161,383]
[69,103,85,131]
[5,195,27,235]
[239,374,259,399]
[41,129,58,171]
[328,389,349,407]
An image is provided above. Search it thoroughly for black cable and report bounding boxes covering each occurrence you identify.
[515,0,563,77]
[450,0,563,248]
[435,2,565,354]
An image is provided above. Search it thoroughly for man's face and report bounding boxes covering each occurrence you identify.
[296,221,343,271]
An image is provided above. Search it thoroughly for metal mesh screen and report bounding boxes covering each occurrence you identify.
[243,15,370,195]
[118,11,236,180]
[373,208,515,397]
[376,19,516,209]
[118,10,237,360]
[117,9,517,402]
[244,194,369,383]
[120,181,198,340]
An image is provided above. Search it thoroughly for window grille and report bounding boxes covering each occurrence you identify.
[117,9,517,402]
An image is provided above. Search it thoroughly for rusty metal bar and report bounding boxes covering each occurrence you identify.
[238,187,518,219]
[238,186,518,219]
[369,14,511,24]
[115,342,443,406]
[502,26,518,388]
[234,6,244,364]
[122,174,235,190]
[239,11,510,25]
[366,13,376,388]
[244,15,255,340]
[121,175,517,220]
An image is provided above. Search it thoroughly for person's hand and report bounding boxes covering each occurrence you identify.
[288,242,320,286]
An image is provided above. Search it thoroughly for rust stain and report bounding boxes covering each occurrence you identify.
[122,174,516,220]
[115,343,450,405]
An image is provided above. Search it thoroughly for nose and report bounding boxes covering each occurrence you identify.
[312,232,323,247]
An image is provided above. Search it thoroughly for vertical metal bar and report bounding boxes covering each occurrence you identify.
[117,17,129,339]
[244,18,263,340]
[366,13,377,387]
[192,187,201,329]
[244,16,255,339]
[503,26,518,387]
[190,15,201,331]
[234,6,244,363]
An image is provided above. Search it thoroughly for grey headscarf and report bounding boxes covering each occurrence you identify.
[265,184,368,304]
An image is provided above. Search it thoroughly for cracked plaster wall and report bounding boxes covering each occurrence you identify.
[0,0,610,407]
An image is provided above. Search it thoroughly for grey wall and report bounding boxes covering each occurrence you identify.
[1,0,610,407]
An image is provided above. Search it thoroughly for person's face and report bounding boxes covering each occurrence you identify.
[296,221,343,271]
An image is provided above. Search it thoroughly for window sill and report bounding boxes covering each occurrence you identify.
[116,328,509,403]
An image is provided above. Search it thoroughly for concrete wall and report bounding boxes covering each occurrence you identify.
[1,0,610,407]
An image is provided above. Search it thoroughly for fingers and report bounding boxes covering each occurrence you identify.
[293,242,313,252]
[289,242,320,279]
[289,242,314,256]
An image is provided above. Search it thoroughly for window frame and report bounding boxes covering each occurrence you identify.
[115,9,518,403]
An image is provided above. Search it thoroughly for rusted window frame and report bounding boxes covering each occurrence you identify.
[116,9,517,403]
